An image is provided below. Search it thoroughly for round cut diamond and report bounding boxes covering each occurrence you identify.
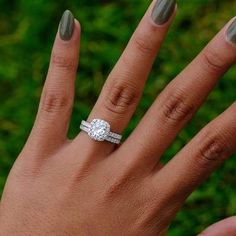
[88,119,110,141]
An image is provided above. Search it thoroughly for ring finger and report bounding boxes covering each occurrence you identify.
[75,0,177,155]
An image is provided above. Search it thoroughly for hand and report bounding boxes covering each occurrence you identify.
[1,0,236,235]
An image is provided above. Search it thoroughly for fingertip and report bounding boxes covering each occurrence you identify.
[72,18,81,37]
[74,19,81,30]
[224,16,236,48]
[55,10,81,45]
[148,0,177,28]
[69,18,81,43]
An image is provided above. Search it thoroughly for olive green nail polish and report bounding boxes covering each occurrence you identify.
[151,0,176,25]
[227,18,236,44]
[59,10,75,41]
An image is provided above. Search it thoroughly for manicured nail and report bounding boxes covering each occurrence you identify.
[59,10,75,41]
[227,18,236,44]
[151,0,176,25]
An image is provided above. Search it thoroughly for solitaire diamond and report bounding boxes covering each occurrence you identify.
[88,119,110,141]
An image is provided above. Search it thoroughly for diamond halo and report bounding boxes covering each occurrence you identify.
[80,119,122,144]
[88,119,110,141]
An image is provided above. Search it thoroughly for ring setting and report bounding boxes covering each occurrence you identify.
[80,119,122,144]
[88,119,110,141]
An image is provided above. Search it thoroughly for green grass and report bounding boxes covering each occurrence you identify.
[0,0,236,235]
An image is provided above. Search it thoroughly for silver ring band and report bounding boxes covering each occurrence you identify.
[80,119,122,144]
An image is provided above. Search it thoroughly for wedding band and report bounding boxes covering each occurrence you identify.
[80,119,122,144]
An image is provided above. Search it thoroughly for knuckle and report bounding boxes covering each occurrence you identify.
[41,90,72,114]
[161,90,195,123]
[51,52,77,71]
[201,48,225,74]
[104,179,126,199]
[103,81,140,115]
[198,132,230,164]
[103,171,137,200]
[133,35,155,56]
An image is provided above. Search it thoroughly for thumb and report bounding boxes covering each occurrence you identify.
[199,216,236,236]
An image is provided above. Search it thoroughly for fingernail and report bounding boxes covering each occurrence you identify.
[151,0,176,25]
[227,18,236,44]
[59,10,75,41]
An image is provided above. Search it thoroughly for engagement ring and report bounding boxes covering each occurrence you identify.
[80,119,122,144]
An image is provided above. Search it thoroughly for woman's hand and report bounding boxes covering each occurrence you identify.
[1,0,236,235]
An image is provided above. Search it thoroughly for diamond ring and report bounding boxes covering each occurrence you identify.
[80,119,122,144]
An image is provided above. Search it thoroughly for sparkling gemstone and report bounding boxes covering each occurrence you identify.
[88,119,110,141]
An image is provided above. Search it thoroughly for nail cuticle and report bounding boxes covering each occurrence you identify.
[59,10,75,41]
[151,0,176,25]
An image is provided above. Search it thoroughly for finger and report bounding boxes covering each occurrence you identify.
[26,10,80,155]
[199,217,236,236]
[121,17,236,168]
[154,102,236,207]
[75,0,177,153]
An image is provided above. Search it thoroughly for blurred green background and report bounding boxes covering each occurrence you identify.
[0,0,236,235]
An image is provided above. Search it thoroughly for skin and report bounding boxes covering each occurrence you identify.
[0,1,236,235]
[200,217,236,236]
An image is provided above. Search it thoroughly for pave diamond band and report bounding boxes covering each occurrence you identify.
[80,119,122,144]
